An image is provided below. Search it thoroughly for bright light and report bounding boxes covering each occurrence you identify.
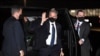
[69,9,100,16]
[27,17,35,22]
[90,23,92,27]
[70,10,76,13]
[84,19,89,22]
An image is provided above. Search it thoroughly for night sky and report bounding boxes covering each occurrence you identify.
[0,0,100,9]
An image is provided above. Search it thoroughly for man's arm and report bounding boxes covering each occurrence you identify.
[58,24,64,56]
[83,23,90,39]
[13,21,24,56]
[79,23,90,45]
[40,12,48,26]
[29,12,48,32]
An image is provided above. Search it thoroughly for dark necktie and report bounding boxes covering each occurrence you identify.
[50,24,55,46]
[77,22,80,36]
[77,22,80,31]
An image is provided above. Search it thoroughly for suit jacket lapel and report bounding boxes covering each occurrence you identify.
[55,23,58,32]
[80,22,85,38]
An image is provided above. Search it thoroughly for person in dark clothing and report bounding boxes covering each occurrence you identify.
[30,8,64,56]
[73,10,91,56]
[2,6,26,56]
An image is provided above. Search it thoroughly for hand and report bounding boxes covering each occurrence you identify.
[41,12,48,25]
[19,50,24,56]
[24,17,28,23]
[60,48,64,56]
[78,39,84,45]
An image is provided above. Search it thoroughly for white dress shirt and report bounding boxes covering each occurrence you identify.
[46,21,57,45]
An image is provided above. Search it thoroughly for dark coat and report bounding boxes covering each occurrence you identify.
[73,19,91,49]
[2,16,26,56]
[30,19,62,50]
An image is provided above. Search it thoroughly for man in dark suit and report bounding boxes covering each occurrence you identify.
[2,6,26,56]
[74,10,91,56]
[30,8,64,56]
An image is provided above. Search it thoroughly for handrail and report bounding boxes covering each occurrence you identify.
[64,8,78,56]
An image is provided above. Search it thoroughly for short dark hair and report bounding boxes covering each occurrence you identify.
[11,6,22,15]
[76,9,84,15]
[49,8,58,14]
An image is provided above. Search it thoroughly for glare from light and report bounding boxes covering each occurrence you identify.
[69,9,100,16]
[90,23,92,27]
[70,10,76,13]
[27,17,35,22]
[84,19,89,22]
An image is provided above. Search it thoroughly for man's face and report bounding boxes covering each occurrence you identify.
[76,12,85,18]
[76,12,85,21]
[16,9,22,17]
[15,9,22,19]
[49,12,57,20]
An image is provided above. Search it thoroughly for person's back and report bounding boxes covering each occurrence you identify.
[2,6,26,56]
[3,17,20,56]
[3,17,15,45]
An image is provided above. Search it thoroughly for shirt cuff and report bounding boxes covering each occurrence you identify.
[81,38,85,42]
[40,23,43,26]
